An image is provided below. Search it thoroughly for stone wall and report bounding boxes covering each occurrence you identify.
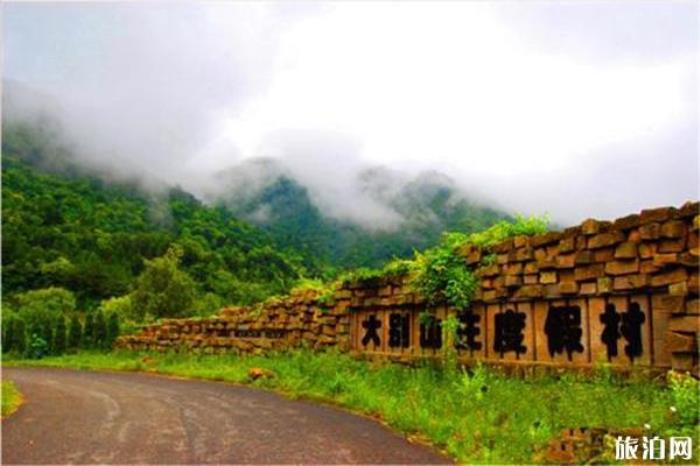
[117,202,699,375]
[117,289,351,354]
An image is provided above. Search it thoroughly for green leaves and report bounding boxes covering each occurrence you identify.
[2,132,305,314]
[411,243,477,309]
[411,215,549,310]
[131,246,196,321]
[12,287,77,330]
[464,214,549,248]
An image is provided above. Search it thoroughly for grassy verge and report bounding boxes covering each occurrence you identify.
[1,380,24,418]
[4,350,698,463]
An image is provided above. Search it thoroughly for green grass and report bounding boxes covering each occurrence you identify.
[1,380,23,418]
[4,350,699,463]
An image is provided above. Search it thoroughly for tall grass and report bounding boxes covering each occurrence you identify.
[1,380,23,418]
[4,350,698,463]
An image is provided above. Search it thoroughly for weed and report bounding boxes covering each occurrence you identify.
[1,380,23,417]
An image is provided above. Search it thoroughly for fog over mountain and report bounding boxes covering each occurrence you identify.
[3,1,698,227]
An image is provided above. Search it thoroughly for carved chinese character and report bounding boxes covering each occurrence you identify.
[599,301,646,362]
[493,309,527,357]
[599,302,622,361]
[361,314,382,347]
[544,305,584,361]
[419,315,442,349]
[389,313,411,348]
[621,302,645,362]
[455,309,482,353]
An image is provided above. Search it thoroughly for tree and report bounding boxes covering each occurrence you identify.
[3,318,15,353]
[131,246,196,320]
[14,287,76,330]
[83,313,95,348]
[93,310,108,349]
[42,319,54,354]
[54,316,67,354]
[68,315,82,350]
[106,313,120,348]
[14,319,27,355]
[99,295,134,322]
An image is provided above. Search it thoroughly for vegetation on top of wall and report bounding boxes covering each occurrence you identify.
[411,215,549,309]
[335,215,549,310]
[452,214,550,249]
[338,259,415,286]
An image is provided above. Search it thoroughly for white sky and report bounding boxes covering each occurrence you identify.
[3,1,698,225]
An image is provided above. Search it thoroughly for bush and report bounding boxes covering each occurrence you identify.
[42,319,54,354]
[411,215,548,310]
[83,313,95,348]
[13,287,76,330]
[13,319,27,354]
[99,294,135,322]
[2,318,15,353]
[68,315,82,350]
[54,316,67,354]
[107,313,120,348]
[94,310,108,349]
[26,333,49,359]
[411,244,478,309]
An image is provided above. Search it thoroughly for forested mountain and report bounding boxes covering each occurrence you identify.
[217,166,510,274]
[2,117,510,318]
[2,123,305,312]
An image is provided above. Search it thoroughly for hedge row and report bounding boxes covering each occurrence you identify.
[2,311,120,358]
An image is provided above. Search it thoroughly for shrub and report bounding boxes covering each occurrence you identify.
[68,315,82,350]
[54,316,67,354]
[93,310,108,349]
[83,313,95,348]
[13,287,76,330]
[106,313,120,348]
[411,215,548,310]
[411,244,478,309]
[13,319,27,354]
[98,294,135,322]
[26,333,49,359]
[2,318,15,353]
[42,319,54,354]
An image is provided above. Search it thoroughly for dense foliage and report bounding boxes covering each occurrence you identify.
[334,215,549,310]
[1,287,120,358]
[3,120,519,327]
[2,123,306,320]
[411,215,549,309]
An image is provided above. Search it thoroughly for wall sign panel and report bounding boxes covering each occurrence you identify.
[350,295,659,368]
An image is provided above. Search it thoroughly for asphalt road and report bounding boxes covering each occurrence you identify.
[2,367,451,464]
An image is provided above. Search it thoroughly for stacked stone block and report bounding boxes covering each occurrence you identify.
[460,202,698,372]
[116,289,351,354]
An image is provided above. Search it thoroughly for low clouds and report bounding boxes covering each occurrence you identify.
[3,1,697,227]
